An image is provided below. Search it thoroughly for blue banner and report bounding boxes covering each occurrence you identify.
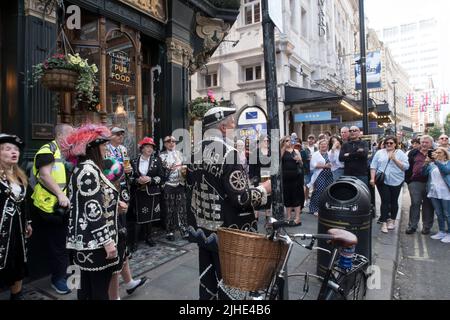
[294,111,332,123]
[311,116,342,125]
[355,50,382,90]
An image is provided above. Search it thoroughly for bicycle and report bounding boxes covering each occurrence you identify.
[219,219,369,300]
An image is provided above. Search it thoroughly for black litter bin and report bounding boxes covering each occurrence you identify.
[317,177,372,276]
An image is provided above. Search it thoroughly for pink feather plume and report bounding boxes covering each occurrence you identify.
[60,124,111,159]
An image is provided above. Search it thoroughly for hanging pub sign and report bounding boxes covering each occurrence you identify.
[108,51,134,88]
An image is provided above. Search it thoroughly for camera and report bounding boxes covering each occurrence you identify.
[428,149,435,159]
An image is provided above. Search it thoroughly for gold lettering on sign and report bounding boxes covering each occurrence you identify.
[118,0,167,23]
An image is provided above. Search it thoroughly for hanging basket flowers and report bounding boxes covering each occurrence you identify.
[189,89,219,121]
[32,53,99,105]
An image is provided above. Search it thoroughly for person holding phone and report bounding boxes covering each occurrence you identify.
[422,147,450,243]
[281,136,304,225]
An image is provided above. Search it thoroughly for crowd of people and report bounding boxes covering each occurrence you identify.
[1,107,449,300]
[0,124,190,300]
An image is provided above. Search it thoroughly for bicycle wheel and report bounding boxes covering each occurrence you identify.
[287,273,324,300]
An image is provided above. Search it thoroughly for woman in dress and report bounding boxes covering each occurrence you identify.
[280,136,304,226]
[308,139,334,217]
[0,134,32,300]
[328,135,344,181]
[62,124,127,300]
[130,137,164,247]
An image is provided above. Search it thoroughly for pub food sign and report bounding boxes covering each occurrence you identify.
[109,51,134,88]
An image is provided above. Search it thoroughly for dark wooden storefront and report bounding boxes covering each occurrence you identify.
[0,0,238,280]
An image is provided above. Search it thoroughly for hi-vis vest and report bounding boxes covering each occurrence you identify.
[31,141,67,213]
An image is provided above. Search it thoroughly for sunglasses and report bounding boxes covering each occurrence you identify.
[385,142,395,145]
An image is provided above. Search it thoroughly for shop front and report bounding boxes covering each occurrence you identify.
[1,0,239,280]
[284,86,380,139]
[1,0,240,160]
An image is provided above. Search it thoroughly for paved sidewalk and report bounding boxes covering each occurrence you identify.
[0,187,405,300]
[365,185,406,300]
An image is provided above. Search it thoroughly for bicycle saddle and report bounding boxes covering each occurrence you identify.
[327,228,358,247]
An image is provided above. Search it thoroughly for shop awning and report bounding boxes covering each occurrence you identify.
[376,103,391,114]
[284,86,343,105]
[401,126,414,133]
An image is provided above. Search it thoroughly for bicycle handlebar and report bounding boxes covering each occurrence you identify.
[265,218,335,242]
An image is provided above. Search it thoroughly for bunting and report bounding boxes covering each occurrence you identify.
[406,93,414,108]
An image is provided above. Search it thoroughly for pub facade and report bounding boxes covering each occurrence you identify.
[1,0,239,160]
[0,0,239,279]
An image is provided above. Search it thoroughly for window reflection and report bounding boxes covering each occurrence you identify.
[106,30,137,158]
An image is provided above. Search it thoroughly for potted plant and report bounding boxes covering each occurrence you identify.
[189,89,218,123]
[32,53,99,105]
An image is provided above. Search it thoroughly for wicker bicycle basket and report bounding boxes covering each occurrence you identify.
[218,227,289,292]
[41,68,78,92]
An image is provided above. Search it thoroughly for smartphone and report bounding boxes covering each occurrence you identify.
[428,149,435,158]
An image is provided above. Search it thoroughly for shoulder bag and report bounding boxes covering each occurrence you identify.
[375,156,391,186]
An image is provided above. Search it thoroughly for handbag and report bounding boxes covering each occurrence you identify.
[294,151,303,176]
[375,159,391,186]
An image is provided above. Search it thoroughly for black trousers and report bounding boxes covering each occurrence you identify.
[377,183,403,222]
[35,206,69,281]
[198,246,230,300]
[77,269,112,300]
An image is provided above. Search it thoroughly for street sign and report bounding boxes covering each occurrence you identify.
[268,0,283,32]
[294,111,332,123]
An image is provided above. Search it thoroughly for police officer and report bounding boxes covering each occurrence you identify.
[31,124,73,294]
[186,107,271,300]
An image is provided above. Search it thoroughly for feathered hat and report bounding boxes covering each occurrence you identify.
[60,124,111,159]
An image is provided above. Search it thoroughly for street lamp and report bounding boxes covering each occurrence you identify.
[392,80,397,135]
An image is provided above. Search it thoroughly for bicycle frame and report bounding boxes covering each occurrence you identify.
[265,232,358,300]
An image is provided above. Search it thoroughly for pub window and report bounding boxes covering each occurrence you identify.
[301,7,308,38]
[244,0,261,25]
[244,65,262,82]
[105,28,137,157]
[290,65,298,84]
[67,10,99,44]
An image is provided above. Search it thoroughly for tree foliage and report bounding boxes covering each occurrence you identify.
[426,126,442,140]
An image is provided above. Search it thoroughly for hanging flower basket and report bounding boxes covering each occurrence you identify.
[188,89,219,124]
[32,53,99,105]
[40,68,79,92]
